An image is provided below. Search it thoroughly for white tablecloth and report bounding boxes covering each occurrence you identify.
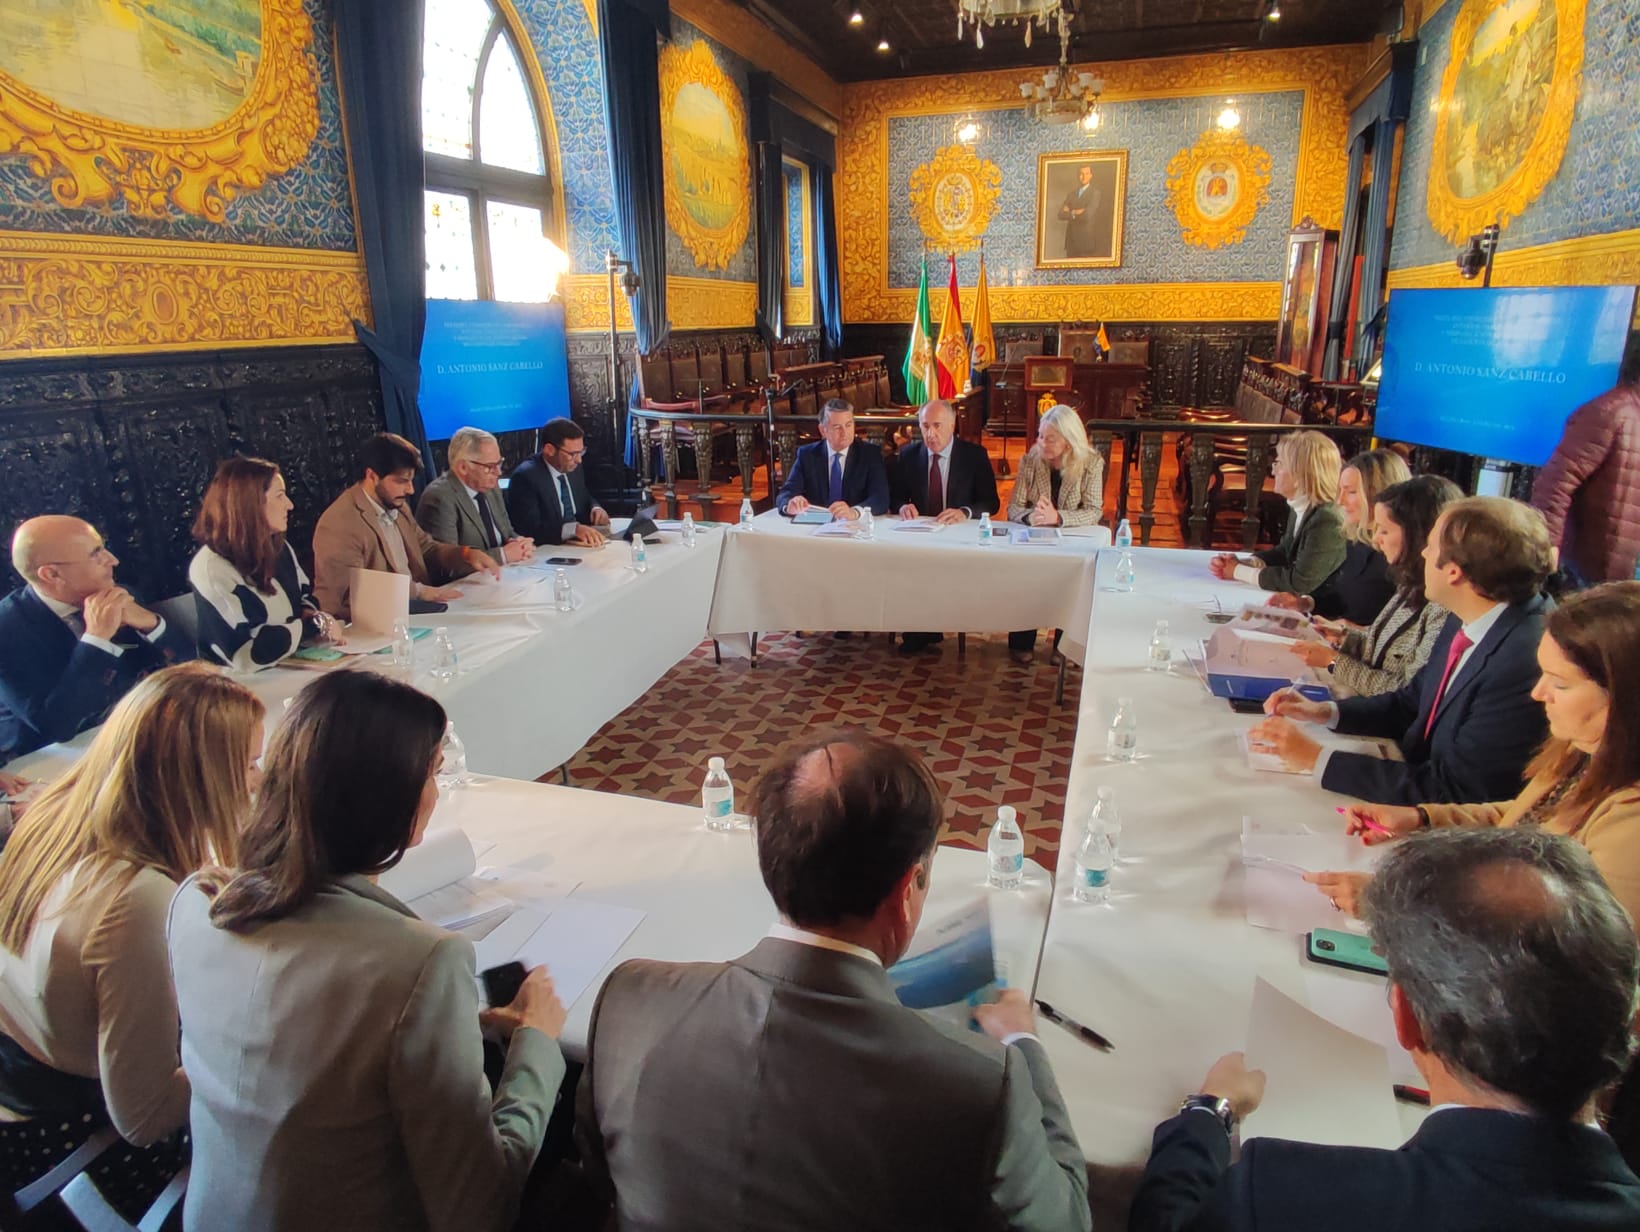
[9,528,725,783]
[708,512,1112,662]
[428,776,1055,1055]
[1029,548,1425,1178]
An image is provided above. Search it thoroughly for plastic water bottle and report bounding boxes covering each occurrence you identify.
[390,617,415,679]
[1113,550,1137,592]
[1072,824,1113,904]
[1107,696,1138,761]
[1114,518,1133,549]
[702,757,734,831]
[630,534,648,573]
[1089,786,1121,860]
[739,498,755,531]
[978,511,993,544]
[681,511,697,548]
[1147,619,1171,671]
[553,568,573,612]
[987,805,1025,889]
[858,507,875,540]
[429,627,458,683]
[436,720,470,790]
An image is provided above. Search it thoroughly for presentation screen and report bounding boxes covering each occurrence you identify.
[1375,285,1635,466]
[418,299,572,442]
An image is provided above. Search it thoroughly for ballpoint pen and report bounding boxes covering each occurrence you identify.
[1033,999,1115,1052]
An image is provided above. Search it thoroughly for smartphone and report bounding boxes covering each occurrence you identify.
[480,960,527,1007]
[1305,928,1389,976]
[1228,696,1266,715]
[543,556,582,567]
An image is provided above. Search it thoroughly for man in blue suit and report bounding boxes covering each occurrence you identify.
[0,516,192,758]
[1252,497,1553,805]
[506,418,611,548]
[775,399,890,520]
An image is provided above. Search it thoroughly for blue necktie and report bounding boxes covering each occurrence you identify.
[828,452,844,504]
[558,473,575,519]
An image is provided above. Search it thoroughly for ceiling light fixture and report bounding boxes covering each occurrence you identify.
[1265,1,1281,20]
[955,115,982,143]
[876,36,890,51]
[956,0,1063,50]
[848,8,863,25]
[1018,11,1103,127]
[1217,99,1241,130]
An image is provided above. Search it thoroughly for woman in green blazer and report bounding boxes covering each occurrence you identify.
[1209,430,1348,600]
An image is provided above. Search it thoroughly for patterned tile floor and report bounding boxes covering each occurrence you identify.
[566,630,1082,860]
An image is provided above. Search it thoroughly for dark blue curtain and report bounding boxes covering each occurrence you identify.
[754,143,784,343]
[597,0,670,355]
[333,0,433,476]
[813,161,844,359]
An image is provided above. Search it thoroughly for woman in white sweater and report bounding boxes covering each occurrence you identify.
[0,664,262,1216]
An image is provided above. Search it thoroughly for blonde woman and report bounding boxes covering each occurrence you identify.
[1270,447,1410,624]
[1006,405,1105,663]
[0,664,263,1217]
[1209,430,1348,601]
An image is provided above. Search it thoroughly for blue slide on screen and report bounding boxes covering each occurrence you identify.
[1376,286,1635,466]
[418,299,572,442]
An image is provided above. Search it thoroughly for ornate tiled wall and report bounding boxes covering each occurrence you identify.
[885,93,1303,291]
[1388,0,1640,288]
[0,0,368,355]
[839,44,1369,324]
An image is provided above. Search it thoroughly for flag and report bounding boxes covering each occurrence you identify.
[903,256,938,406]
[970,253,996,373]
[1096,320,1111,357]
[934,253,966,397]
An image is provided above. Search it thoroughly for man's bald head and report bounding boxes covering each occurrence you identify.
[751,731,943,929]
[12,516,118,601]
[918,400,957,454]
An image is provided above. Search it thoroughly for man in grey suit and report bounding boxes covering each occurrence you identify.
[577,732,1091,1232]
[416,426,535,565]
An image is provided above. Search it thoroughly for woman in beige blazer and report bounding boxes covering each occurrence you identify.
[168,671,568,1232]
[1006,404,1105,663]
[1309,582,1640,925]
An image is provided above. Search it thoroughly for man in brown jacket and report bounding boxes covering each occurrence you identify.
[312,433,497,618]
[1532,380,1640,584]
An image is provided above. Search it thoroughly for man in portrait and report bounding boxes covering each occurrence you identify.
[1058,163,1103,258]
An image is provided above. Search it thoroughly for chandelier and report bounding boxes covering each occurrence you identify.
[1018,10,1104,128]
[955,0,1063,50]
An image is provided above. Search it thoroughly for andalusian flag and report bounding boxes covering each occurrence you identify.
[970,253,996,373]
[903,256,939,405]
[934,254,967,397]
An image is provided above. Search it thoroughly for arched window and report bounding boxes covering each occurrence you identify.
[422,0,569,302]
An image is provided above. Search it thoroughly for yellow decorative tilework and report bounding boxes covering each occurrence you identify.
[670,275,757,330]
[560,271,634,333]
[1385,227,1640,290]
[0,230,369,356]
[839,44,1367,323]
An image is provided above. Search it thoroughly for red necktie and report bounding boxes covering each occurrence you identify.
[1422,629,1473,740]
[927,455,944,516]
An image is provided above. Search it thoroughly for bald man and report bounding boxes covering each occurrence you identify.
[0,516,191,758]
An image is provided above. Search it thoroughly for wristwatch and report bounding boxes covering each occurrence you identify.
[1179,1093,1237,1135]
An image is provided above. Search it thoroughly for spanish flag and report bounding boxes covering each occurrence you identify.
[1096,320,1111,357]
[970,253,996,373]
[903,256,939,405]
[934,253,966,397]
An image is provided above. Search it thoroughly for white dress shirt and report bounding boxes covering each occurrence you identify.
[32,585,167,659]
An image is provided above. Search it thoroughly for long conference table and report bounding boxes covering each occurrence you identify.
[8,525,1418,1213]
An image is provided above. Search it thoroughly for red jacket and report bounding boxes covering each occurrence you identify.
[1532,384,1640,583]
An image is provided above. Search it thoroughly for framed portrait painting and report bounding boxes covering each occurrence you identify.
[1036,151,1127,269]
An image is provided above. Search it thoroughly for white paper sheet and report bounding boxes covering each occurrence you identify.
[812,521,858,537]
[350,568,410,635]
[1240,729,1308,775]
[474,898,646,1012]
[1243,976,1404,1149]
[1302,969,1424,1087]
[378,828,476,902]
[892,520,946,534]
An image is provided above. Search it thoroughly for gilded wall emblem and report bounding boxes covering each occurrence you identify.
[658,39,751,272]
[0,0,319,221]
[1164,129,1272,250]
[908,143,1000,253]
[1426,0,1584,244]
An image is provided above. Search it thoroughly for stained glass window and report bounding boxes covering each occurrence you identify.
[421,0,562,301]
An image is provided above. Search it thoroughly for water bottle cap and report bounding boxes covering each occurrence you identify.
[1118,696,1133,706]
[1097,786,1114,800]
[435,626,450,637]
[1155,620,1168,631]
[708,756,726,771]
[998,805,1017,823]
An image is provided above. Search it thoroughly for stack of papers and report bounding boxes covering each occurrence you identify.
[472,897,646,1012]
[813,521,859,537]
[1240,828,1380,934]
[893,519,946,534]
[1010,526,1061,546]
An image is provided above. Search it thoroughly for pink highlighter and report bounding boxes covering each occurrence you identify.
[1337,805,1391,838]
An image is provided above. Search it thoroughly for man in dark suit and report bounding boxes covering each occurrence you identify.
[416,426,535,565]
[505,418,610,547]
[1131,827,1640,1232]
[1252,497,1553,804]
[895,398,1000,654]
[577,732,1090,1231]
[0,515,192,758]
[1057,164,1104,259]
[775,399,890,520]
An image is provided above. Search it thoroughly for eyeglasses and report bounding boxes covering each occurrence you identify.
[467,460,504,472]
